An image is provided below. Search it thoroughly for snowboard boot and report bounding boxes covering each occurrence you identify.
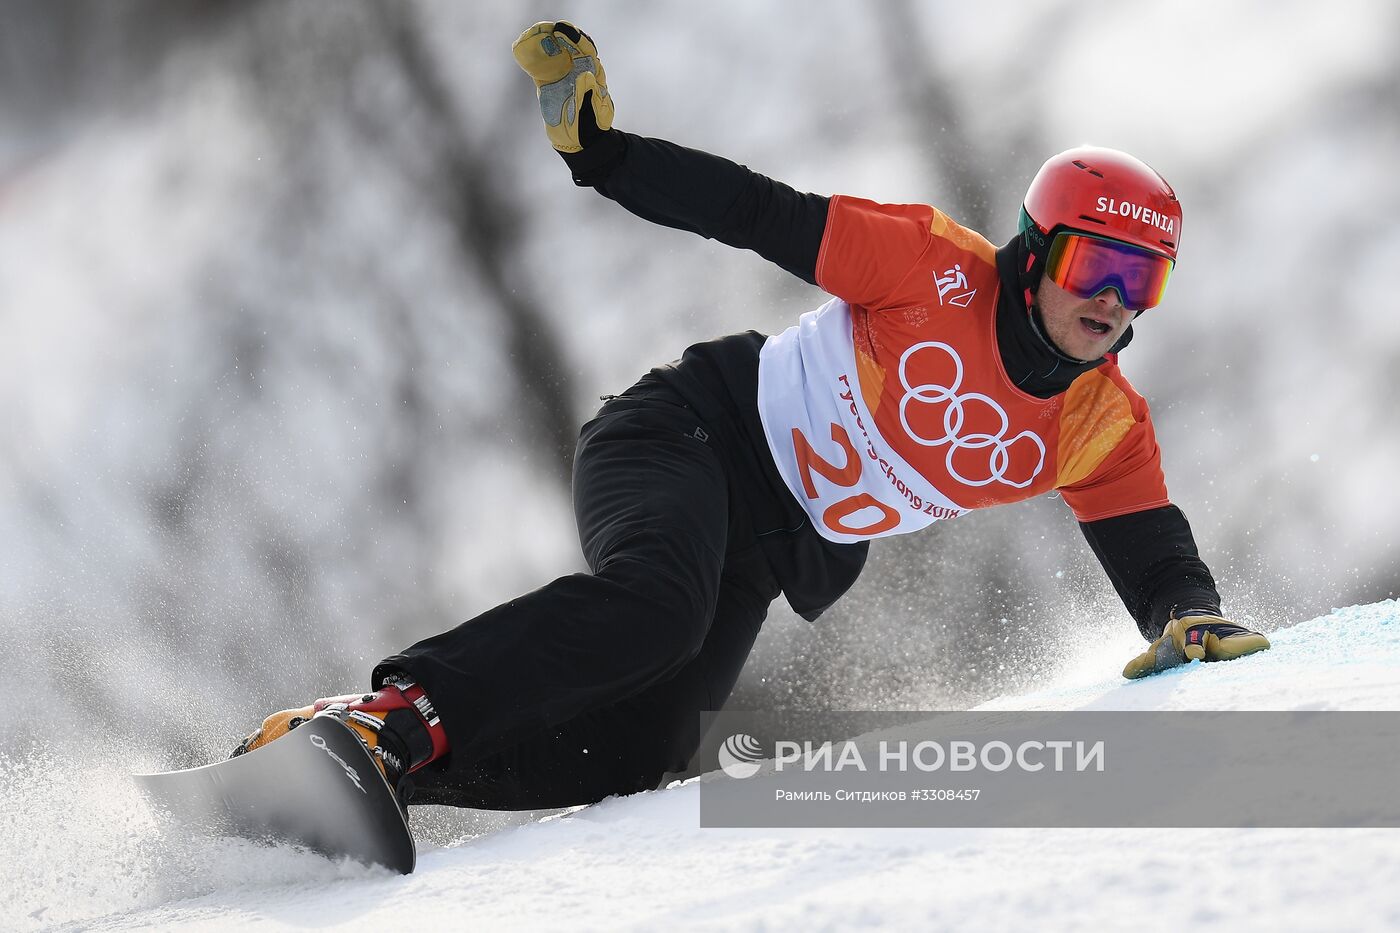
[232,675,449,791]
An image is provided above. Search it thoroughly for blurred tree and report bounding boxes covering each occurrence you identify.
[373,1,578,482]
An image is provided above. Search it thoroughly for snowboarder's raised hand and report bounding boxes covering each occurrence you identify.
[231,678,448,787]
[512,21,614,153]
[1122,613,1271,679]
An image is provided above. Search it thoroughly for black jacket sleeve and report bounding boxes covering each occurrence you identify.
[1079,505,1222,641]
[561,130,829,285]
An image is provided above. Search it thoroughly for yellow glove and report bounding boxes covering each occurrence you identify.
[1122,613,1270,679]
[512,21,614,153]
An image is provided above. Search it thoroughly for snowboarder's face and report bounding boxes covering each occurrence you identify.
[1034,276,1131,362]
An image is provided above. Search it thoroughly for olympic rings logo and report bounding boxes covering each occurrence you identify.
[897,342,1046,489]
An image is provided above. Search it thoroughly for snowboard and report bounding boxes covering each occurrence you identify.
[135,715,416,874]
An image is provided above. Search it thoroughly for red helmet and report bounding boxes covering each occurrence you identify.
[1020,146,1181,260]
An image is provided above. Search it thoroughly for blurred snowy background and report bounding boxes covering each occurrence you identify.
[2,0,1398,769]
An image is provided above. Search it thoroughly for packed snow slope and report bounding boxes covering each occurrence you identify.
[19,601,1400,932]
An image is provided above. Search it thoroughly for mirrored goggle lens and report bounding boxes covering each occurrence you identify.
[1045,233,1174,311]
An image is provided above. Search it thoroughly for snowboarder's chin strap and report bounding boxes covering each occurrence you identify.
[1026,303,1092,364]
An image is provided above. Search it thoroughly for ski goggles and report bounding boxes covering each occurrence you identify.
[1044,232,1175,311]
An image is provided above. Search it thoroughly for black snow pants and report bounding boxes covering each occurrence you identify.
[376,374,784,809]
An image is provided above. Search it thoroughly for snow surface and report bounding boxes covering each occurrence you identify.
[15,601,1400,932]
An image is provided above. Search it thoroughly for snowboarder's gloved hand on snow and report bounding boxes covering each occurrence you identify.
[512,20,613,152]
[1122,612,1270,679]
[231,675,449,787]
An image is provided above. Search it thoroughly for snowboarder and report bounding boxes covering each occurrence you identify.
[234,22,1269,808]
